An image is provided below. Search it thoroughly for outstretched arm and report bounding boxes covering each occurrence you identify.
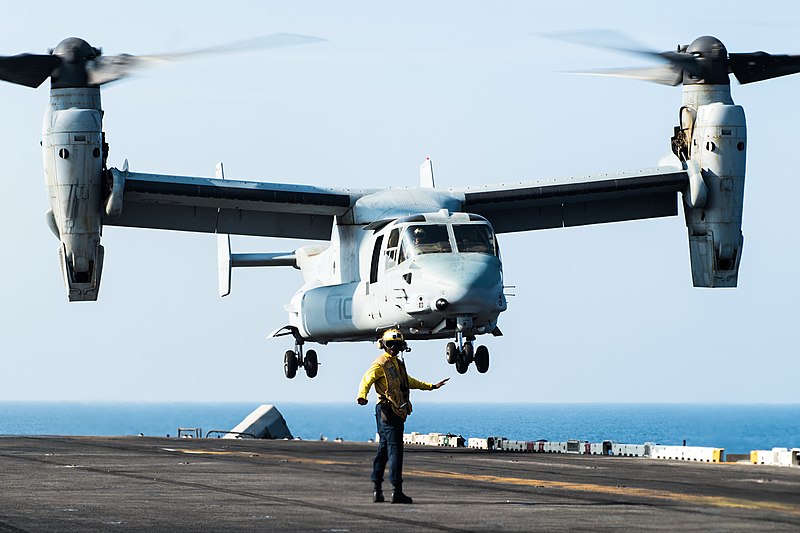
[408,376,450,390]
[431,378,450,390]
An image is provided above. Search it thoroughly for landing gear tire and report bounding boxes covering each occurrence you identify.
[456,342,472,374]
[463,342,474,364]
[475,345,489,374]
[446,342,458,365]
[304,349,318,378]
[284,350,298,379]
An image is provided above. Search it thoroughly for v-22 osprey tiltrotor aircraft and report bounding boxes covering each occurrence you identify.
[2,34,799,379]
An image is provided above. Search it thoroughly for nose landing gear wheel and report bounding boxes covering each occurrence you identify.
[304,349,318,378]
[475,345,489,374]
[455,357,469,374]
[284,350,298,379]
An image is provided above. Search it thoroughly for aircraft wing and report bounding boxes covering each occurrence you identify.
[103,168,365,240]
[452,166,689,233]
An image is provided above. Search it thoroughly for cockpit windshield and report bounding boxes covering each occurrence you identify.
[453,224,496,255]
[402,224,452,256]
[386,221,497,270]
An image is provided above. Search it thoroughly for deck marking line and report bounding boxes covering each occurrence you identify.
[406,469,800,517]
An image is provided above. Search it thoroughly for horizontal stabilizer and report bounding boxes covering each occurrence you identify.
[231,252,296,267]
[217,232,296,297]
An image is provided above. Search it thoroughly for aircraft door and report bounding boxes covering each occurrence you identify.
[369,235,383,284]
[366,234,385,321]
[366,229,405,324]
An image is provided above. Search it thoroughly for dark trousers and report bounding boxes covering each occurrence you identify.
[372,402,404,486]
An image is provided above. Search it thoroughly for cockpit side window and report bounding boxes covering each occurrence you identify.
[402,225,452,257]
[370,235,383,283]
[385,228,400,270]
[453,224,496,256]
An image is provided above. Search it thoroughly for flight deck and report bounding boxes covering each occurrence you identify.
[0,436,798,532]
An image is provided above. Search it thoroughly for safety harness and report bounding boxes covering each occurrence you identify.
[376,353,413,421]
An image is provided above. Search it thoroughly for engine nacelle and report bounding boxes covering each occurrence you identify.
[43,88,105,301]
[682,102,746,287]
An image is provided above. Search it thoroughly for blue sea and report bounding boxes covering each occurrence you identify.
[0,402,798,455]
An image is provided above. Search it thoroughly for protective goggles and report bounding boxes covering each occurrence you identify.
[384,340,406,350]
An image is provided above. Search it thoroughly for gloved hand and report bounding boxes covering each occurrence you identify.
[357,397,368,405]
[432,377,450,390]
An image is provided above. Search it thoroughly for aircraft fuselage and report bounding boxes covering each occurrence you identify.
[286,210,507,344]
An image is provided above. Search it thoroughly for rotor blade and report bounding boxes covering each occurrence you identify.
[86,54,151,86]
[86,32,326,86]
[148,33,327,60]
[570,64,684,86]
[0,54,60,88]
[657,51,704,78]
[542,29,702,83]
[542,29,657,55]
[729,52,800,84]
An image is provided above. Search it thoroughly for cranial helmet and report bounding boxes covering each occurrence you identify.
[382,328,404,344]
[380,328,407,352]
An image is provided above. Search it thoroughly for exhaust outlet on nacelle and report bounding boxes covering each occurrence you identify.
[58,241,104,301]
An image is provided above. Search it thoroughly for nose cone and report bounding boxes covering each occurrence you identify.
[418,254,502,313]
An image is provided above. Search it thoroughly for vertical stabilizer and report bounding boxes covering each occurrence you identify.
[420,157,435,188]
[215,162,232,297]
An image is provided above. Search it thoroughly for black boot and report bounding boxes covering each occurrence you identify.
[372,482,385,503]
[391,484,413,504]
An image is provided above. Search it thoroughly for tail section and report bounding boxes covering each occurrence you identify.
[214,162,296,297]
[420,157,435,188]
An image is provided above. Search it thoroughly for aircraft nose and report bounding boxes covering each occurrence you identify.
[424,256,502,312]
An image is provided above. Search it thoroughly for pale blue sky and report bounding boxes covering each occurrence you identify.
[1,1,798,402]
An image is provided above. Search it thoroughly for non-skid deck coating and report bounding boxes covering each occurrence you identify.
[0,436,798,532]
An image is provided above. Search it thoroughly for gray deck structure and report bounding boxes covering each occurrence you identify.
[1,436,798,531]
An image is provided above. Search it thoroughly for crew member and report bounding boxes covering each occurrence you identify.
[357,328,449,504]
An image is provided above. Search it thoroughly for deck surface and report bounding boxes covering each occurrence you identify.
[0,436,799,532]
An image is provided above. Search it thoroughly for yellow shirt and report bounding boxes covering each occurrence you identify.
[357,353,433,403]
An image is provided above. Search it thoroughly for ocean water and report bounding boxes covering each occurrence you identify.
[0,402,797,455]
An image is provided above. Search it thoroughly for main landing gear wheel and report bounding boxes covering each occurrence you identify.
[284,339,319,380]
[445,336,490,374]
[446,342,458,365]
[304,349,318,378]
[475,345,489,374]
[455,342,473,374]
[463,342,474,363]
[284,350,298,379]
